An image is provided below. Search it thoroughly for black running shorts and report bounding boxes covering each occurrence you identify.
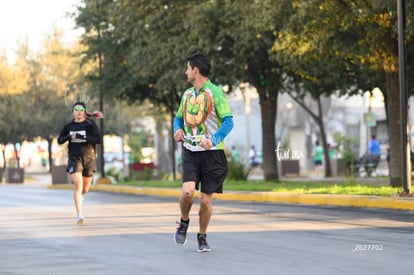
[182,148,228,194]
[67,155,96,177]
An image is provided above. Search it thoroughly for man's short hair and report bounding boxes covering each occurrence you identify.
[187,53,211,77]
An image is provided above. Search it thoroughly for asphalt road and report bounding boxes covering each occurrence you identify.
[0,183,413,275]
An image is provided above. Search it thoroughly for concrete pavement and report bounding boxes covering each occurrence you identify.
[23,173,414,211]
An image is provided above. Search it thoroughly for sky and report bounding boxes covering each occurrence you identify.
[0,0,82,62]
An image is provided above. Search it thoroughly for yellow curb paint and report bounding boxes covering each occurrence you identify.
[48,185,414,211]
[215,192,414,211]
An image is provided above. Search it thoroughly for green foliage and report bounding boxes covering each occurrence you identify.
[271,0,414,184]
[106,167,123,183]
[118,178,399,196]
[127,130,154,163]
[227,160,249,181]
[265,182,398,196]
[130,167,153,181]
[127,134,143,163]
[73,0,291,181]
[332,132,358,163]
[332,131,359,177]
[66,0,414,184]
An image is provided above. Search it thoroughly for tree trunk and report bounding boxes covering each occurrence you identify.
[386,72,404,187]
[1,146,6,170]
[47,136,53,173]
[259,92,278,181]
[170,109,177,181]
[13,144,20,169]
[315,97,333,177]
[155,116,170,175]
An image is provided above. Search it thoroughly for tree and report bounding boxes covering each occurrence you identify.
[73,0,295,181]
[74,0,414,185]
[31,29,90,171]
[0,27,98,171]
[274,0,414,187]
[75,0,183,175]
[273,35,381,177]
[0,42,37,168]
[189,0,292,181]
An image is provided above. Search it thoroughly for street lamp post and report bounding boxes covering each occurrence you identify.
[240,83,251,152]
[398,0,411,193]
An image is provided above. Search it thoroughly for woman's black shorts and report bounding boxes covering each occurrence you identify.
[67,155,96,177]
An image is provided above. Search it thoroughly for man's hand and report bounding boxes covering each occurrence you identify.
[199,138,212,150]
[174,129,185,142]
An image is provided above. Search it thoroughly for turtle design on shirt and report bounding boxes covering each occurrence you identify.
[184,91,212,129]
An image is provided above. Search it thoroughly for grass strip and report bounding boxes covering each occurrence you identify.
[115,178,401,197]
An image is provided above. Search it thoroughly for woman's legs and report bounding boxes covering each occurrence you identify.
[71,172,84,217]
[82,176,93,196]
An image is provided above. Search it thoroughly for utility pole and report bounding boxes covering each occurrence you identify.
[96,1,105,179]
[398,0,411,193]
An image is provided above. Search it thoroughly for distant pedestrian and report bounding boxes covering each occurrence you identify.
[249,145,259,167]
[328,143,335,159]
[313,140,323,169]
[231,146,240,163]
[177,152,182,172]
[386,147,390,175]
[368,135,380,155]
[57,101,103,225]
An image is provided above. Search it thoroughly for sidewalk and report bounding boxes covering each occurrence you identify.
[25,173,413,212]
[24,173,51,186]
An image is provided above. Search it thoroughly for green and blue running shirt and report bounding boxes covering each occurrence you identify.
[175,80,233,151]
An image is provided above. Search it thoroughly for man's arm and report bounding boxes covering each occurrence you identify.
[210,116,234,146]
[173,116,185,142]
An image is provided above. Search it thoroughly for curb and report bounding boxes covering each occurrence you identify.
[215,192,414,211]
[47,184,414,211]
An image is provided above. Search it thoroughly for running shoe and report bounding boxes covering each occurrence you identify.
[197,233,211,252]
[174,219,189,245]
[77,215,86,225]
